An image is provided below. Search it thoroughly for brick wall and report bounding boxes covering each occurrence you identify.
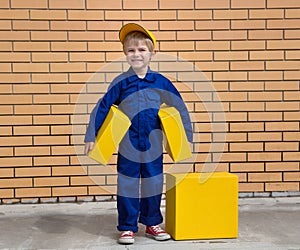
[0,0,299,203]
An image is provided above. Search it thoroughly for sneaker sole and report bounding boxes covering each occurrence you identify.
[145,233,171,241]
[118,238,135,244]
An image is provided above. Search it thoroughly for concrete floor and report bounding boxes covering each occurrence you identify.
[0,197,300,249]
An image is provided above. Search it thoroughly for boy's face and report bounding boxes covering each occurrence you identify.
[124,40,153,73]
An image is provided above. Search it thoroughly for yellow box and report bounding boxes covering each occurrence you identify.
[89,105,131,165]
[166,172,238,240]
[158,106,192,162]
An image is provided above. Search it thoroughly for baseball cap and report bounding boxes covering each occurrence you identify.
[119,23,156,50]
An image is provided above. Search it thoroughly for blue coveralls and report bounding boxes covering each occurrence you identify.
[85,67,193,233]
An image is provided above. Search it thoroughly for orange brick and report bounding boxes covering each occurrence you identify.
[0,178,32,188]
[50,63,86,73]
[88,185,116,195]
[267,40,300,50]
[34,115,69,125]
[265,182,299,192]
[0,52,30,62]
[0,189,14,198]
[49,0,85,9]
[213,10,247,19]
[0,105,13,114]
[14,42,50,52]
[213,72,247,81]
[265,142,298,151]
[196,41,230,50]
[178,10,212,20]
[32,52,68,62]
[266,102,299,111]
[250,51,284,60]
[268,19,300,29]
[230,142,263,152]
[0,42,12,51]
[231,61,264,71]
[15,188,51,198]
[52,166,87,176]
[105,11,140,20]
[50,21,86,31]
[249,9,284,19]
[34,177,69,187]
[11,0,48,9]
[196,0,229,9]
[34,156,69,166]
[51,125,74,135]
[248,92,282,101]
[178,51,212,61]
[51,42,87,51]
[215,92,247,102]
[142,10,176,20]
[284,111,300,121]
[285,71,300,80]
[267,0,300,8]
[265,81,299,91]
[13,21,49,30]
[239,183,264,192]
[34,136,69,146]
[248,152,282,162]
[52,186,87,196]
[68,10,104,20]
[249,30,283,40]
[196,20,230,30]
[230,163,264,172]
[32,73,68,83]
[0,95,32,105]
[0,0,9,8]
[248,112,282,121]
[33,94,69,104]
[217,152,246,162]
[31,31,67,41]
[249,71,282,81]
[177,31,211,40]
[160,21,194,31]
[283,152,300,161]
[249,173,282,182]
[285,9,300,18]
[14,126,49,135]
[13,63,49,73]
[0,20,11,30]
[214,51,248,60]
[0,63,10,72]
[195,61,229,71]
[70,52,105,62]
[160,41,194,51]
[267,61,300,70]
[232,41,265,50]
[266,162,299,172]
[213,30,247,40]
[230,122,264,132]
[0,168,14,178]
[88,41,122,52]
[87,21,121,31]
[232,20,265,30]
[231,0,265,8]
[71,176,105,186]
[87,0,122,9]
[266,121,299,131]
[52,145,77,155]
[30,10,66,20]
[15,167,51,177]
[0,31,30,41]
[248,132,282,142]
[285,30,300,39]
[213,112,247,122]
[284,172,300,181]
[1,136,32,146]
[283,132,300,141]
[69,31,104,41]
[0,126,12,136]
[160,0,193,9]
[15,146,50,156]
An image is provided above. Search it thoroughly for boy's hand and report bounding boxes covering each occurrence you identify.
[84,142,94,155]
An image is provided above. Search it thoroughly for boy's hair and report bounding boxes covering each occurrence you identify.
[123,31,154,53]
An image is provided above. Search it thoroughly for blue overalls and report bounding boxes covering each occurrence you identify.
[85,67,193,233]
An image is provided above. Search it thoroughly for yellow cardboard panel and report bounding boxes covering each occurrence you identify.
[89,105,131,165]
[158,106,192,162]
[166,172,238,240]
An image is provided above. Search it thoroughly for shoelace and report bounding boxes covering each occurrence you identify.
[121,231,134,237]
[150,225,164,234]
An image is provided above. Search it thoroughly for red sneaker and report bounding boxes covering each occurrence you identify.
[145,225,171,241]
[118,230,135,244]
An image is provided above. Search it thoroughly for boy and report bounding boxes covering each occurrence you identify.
[84,23,193,244]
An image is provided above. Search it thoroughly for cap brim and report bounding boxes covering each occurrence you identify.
[119,23,156,49]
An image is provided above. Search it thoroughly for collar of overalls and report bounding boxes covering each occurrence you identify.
[126,66,156,83]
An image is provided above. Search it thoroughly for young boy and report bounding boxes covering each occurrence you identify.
[84,23,193,244]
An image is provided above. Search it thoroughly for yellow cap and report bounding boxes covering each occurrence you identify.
[119,23,156,50]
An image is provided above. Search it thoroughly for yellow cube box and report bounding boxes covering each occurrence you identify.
[89,105,131,165]
[166,172,238,240]
[158,106,192,162]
